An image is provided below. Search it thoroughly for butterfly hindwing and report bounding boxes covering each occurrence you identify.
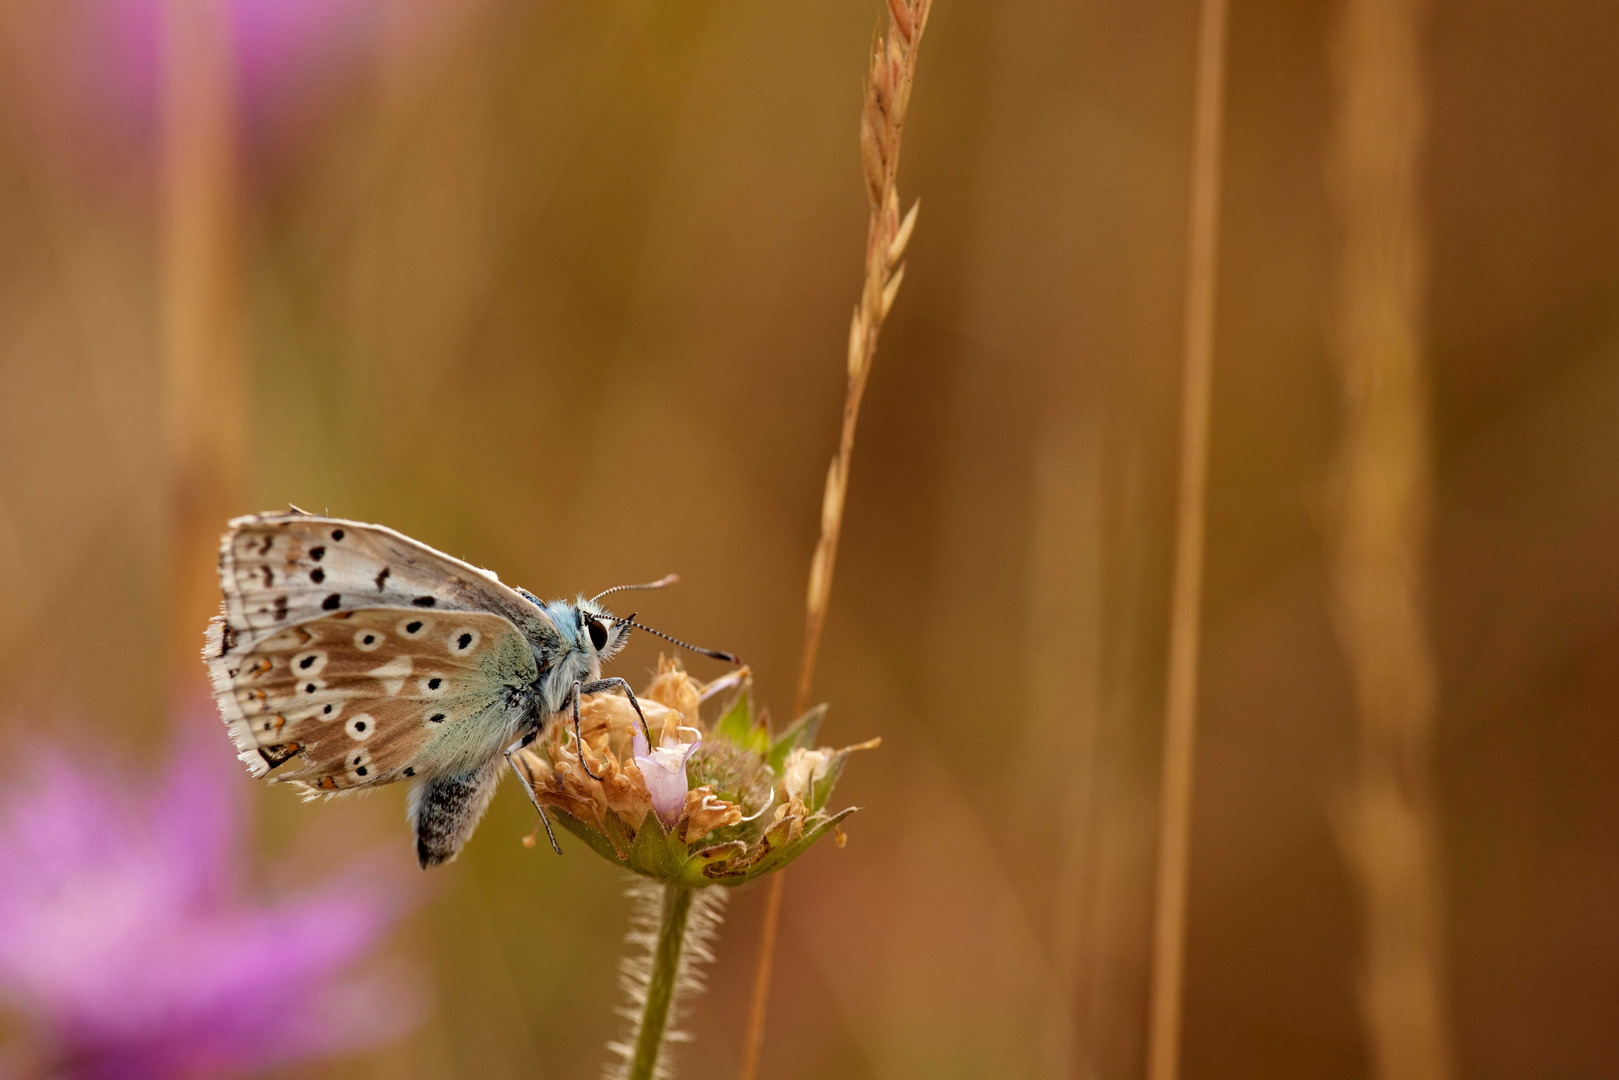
[213,606,539,792]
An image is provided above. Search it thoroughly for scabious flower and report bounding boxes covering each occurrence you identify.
[0,726,420,1079]
[516,658,875,1080]
[515,657,876,887]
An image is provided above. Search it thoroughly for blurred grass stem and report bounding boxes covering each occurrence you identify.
[160,0,246,681]
[1146,0,1229,1076]
[1329,0,1455,1076]
[739,2,933,1077]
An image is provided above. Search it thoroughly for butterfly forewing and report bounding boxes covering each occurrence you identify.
[207,513,552,789]
[214,513,556,649]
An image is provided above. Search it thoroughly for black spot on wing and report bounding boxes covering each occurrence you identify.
[412,596,436,608]
[259,742,300,769]
[375,566,391,591]
[322,593,342,610]
[273,596,289,621]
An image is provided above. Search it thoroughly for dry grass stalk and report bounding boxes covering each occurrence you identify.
[161,0,246,679]
[739,2,934,1077]
[1145,0,1230,1076]
[794,0,930,719]
[1329,0,1454,1076]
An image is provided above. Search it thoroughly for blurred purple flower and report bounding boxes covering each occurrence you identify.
[4,0,466,177]
[101,0,410,127]
[0,729,420,1079]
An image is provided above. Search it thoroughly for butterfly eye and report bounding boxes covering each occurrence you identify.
[588,618,609,651]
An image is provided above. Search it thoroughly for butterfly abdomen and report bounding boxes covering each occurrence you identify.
[408,759,504,868]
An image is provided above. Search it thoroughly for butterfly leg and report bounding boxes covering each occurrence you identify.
[503,743,562,855]
[569,680,605,781]
[579,677,653,743]
[567,678,653,781]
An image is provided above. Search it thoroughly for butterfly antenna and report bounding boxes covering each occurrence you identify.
[611,615,740,665]
[591,574,680,603]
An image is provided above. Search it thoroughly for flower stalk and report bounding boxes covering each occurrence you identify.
[606,879,729,1080]
[627,885,695,1080]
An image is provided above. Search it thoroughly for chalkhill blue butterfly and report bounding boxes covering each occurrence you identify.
[204,511,735,867]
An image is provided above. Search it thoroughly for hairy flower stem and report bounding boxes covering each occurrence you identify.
[628,886,695,1080]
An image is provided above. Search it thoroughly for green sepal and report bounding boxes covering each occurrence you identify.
[759,806,857,876]
[552,809,623,864]
[603,807,639,861]
[713,682,771,756]
[808,749,851,813]
[703,806,859,885]
[767,703,829,773]
[679,840,749,885]
[623,811,691,881]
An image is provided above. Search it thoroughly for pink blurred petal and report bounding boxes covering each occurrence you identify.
[0,726,422,1077]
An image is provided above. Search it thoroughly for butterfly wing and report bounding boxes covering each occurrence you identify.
[214,606,539,793]
[205,513,554,789]
[210,512,557,648]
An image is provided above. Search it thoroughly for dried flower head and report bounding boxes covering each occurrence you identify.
[515,657,874,886]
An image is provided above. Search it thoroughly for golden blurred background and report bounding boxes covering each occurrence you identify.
[0,0,1616,1076]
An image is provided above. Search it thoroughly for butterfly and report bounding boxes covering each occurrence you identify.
[203,511,735,868]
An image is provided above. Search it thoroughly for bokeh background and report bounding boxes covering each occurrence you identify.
[1,0,1616,1077]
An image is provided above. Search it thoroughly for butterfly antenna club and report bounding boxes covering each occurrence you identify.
[591,574,679,603]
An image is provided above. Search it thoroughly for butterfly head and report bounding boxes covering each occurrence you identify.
[557,576,740,674]
[574,598,632,665]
